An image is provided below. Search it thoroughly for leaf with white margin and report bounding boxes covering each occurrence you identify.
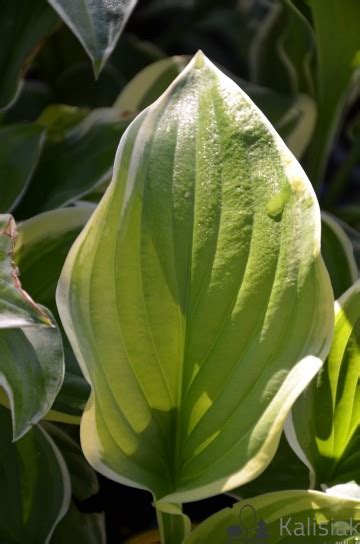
[57,52,333,505]
[0,406,71,543]
[48,0,138,77]
[0,214,51,328]
[183,490,360,543]
[14,207,94,422]
[321,212,358,298]
[287,280,360,490]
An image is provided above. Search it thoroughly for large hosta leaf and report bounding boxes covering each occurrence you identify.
[0,124,46,213]
[288,280,360,489]
[321,212,358,299]
[0,214,64,438]
[0,0,59,111]
[14,207,93,421]
[0,406,71,543]
[57,53,333,505]
[17,110,130,218]
[184,490,360,543]
[48,0,138,77]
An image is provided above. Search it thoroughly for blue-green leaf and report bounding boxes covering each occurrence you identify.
[48,0,138,77]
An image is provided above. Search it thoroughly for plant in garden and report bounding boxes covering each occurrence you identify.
[0,1,360,543]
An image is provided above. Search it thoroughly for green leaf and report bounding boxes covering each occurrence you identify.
[0,406,71,543]
[0,214,51,328]
[51,504,106,544]
[321,212,358,299]
[302,0,360,188]
[0,124,46,213]
[184,490,360,543]
[48,0,138,77]
[57,53,333,504]
[231,433,310,500]
[288,281,360,489]
[14,207,94,421]
[250,0,315,95]
[17,109,130,218]
[0,0,59,111]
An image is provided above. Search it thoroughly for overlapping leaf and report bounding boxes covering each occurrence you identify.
[0,406,70,543]
[48,0,138,77]
[184,490,360,543]
[321,212,358,298]
[17,109,130,218]
[14,207,94,421]
[44,423,105,544]
[250,0,315,95]
[0,0,59,110]
[0,214,64,438]
[288,280,360,489]
[57,53,333,505]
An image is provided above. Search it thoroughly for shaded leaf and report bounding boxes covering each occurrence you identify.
[0,0,59,110]
[250,0,315,95]
[0,124,46,213]
[184,490,360,543]
[15,207,94,420]
[0,406,71,543]
[303,0,360,188]
[17,109,130,218]
[51,504,105,544]
[321,212,358,299]
[288,281,360,489]
[57,53,333,504]
[48,0,138,77]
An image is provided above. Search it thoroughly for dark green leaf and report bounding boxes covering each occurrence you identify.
[15,207,94,420]
[0,124,46,213]
[321,212,358,298]
[17,109,130,218]
[0,0,59,110]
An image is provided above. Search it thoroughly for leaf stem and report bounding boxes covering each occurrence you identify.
[155,503,191,544]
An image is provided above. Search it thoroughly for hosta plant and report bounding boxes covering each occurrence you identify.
[0,1,360,543]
